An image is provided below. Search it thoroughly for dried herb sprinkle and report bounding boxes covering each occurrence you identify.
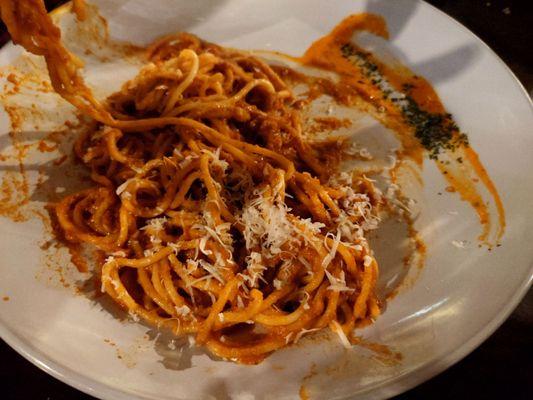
[340,43,469,159]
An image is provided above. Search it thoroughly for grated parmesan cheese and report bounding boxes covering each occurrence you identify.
[344,142,374,160]
[300,291,310,310]
[178,154,199,169]
[143,248,155,257]
[186,259,199,273]
[240,251,267,288]
[236,295,245,309]
[104,256,116,264]
[325,270,354,293]
[240,188,297,257]
[197,236,213,256]
[285,332,294,344]
[451,240,467,249]
[294,328,320,344]
[197,259,225,284]
[322,231,341,268]
[150,235,162,246]
[115,178,137,196]
[331,320,352,349]
[298,218,326,236]
[207,292,216,305]
[175,305,191,316]
[128,310,140,322]
[298,256,312,272]
[140,217,167,232]
[239,182,326,259]
[167,242,181,255]
[202,147,229,172]
[100,276,108,293]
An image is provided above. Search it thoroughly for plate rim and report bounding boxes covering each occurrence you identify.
[0,1,532,399]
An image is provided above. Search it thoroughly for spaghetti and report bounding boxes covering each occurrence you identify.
[0,0,382,363]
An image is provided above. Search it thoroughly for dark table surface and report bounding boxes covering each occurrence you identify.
[1,0,532,399]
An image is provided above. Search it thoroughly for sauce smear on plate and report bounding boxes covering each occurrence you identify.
[300,14,505,244]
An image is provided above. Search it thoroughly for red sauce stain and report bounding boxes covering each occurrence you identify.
[299,362,317,399]
[351,336,403,366]
[311,116,352,133]
[445,185,456,193]
[271,364,285,371]
[38,140,58,152]
[53,155,69,165]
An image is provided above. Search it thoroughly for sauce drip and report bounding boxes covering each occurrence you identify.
[299,14,505,244]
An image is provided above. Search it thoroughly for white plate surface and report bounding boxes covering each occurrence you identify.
[0,1,532,399]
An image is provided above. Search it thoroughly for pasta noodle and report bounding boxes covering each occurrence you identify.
[0,0,382,363]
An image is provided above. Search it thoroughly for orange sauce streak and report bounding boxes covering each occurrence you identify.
[464,147,506,240]
[299,385,310,400]
[393,70,505,242]
[66,243,89,273]
[299,14,422,163]
[2,296,9,301]
[313,116,352,131]
[300,14,505,244]
[352,336,403,366]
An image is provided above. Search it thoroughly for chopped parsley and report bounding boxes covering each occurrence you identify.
[340,42,469,159]
[401,94,469,159]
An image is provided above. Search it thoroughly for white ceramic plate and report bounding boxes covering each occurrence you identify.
[0,1,532,399]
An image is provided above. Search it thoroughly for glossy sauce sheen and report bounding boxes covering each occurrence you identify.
[299,14,505,245]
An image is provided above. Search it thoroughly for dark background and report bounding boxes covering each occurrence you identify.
[1,0,531,399]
